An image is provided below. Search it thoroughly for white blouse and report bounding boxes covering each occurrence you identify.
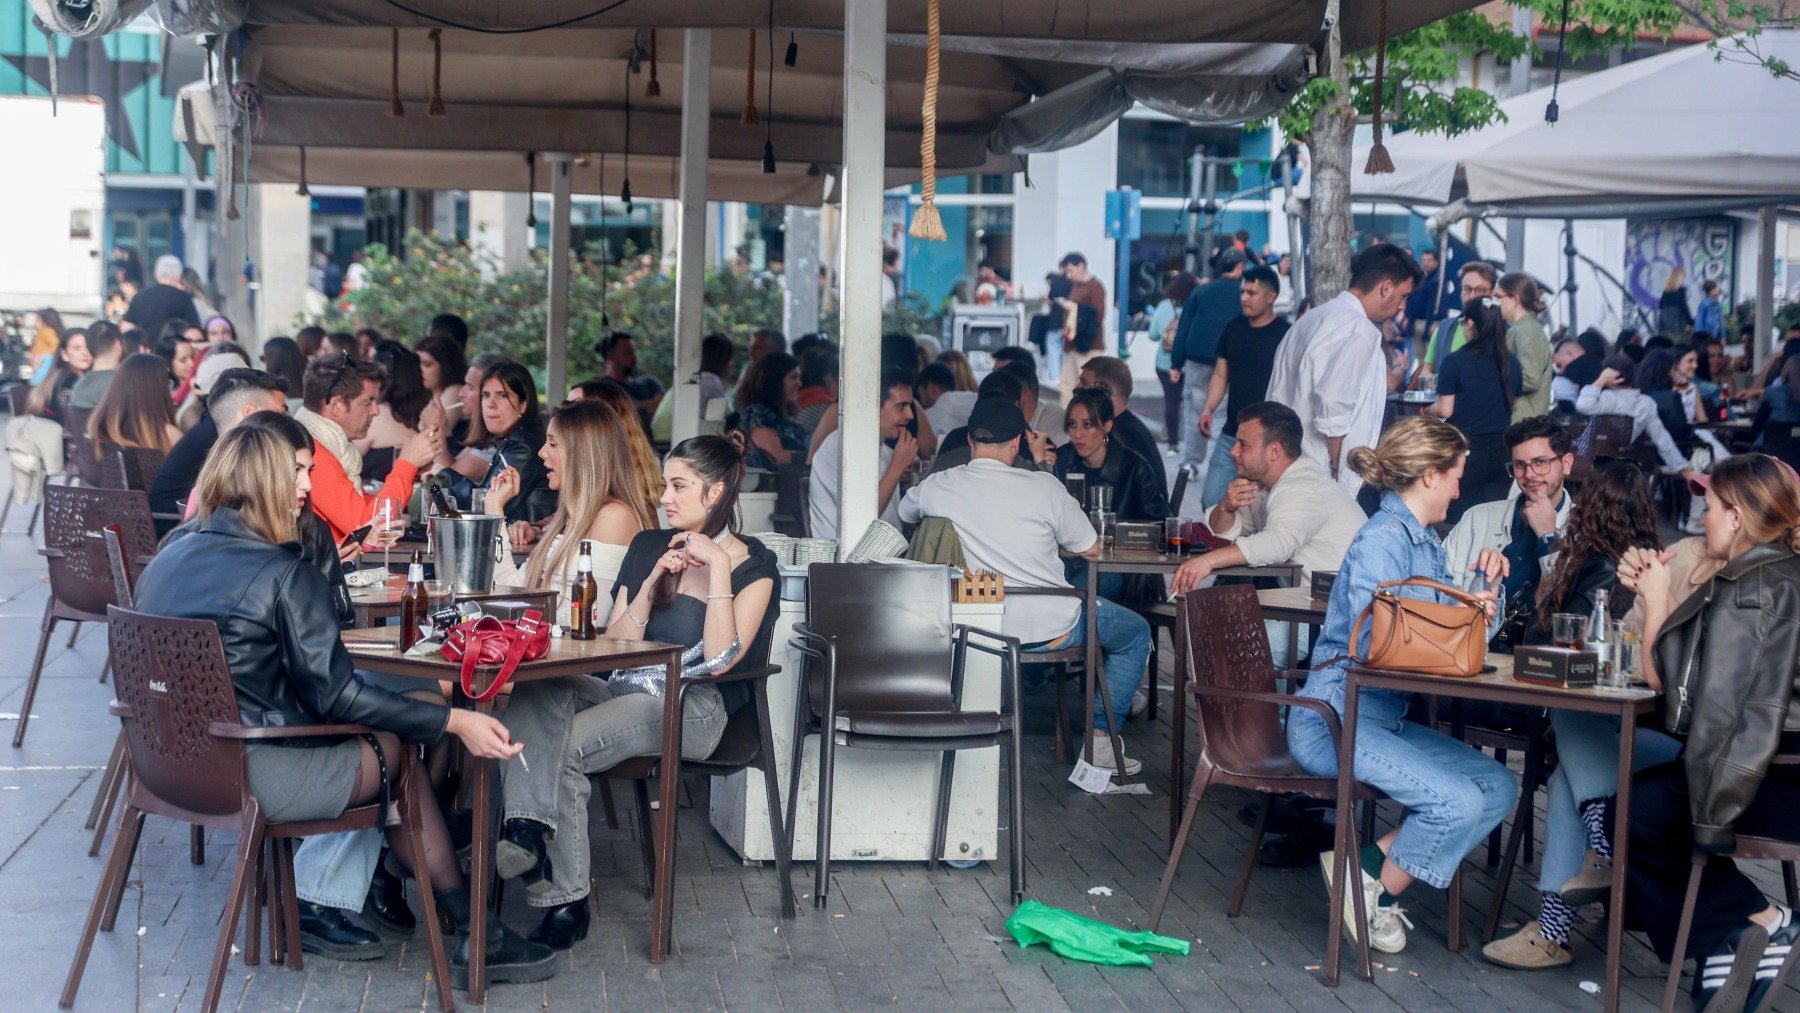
[493,532,630,621]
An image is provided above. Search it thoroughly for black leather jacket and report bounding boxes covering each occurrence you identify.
[137,508,449,743]
[1655,542,1800,852]
[1051,440,1169,522]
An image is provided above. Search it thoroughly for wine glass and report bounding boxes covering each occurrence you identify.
[370,496,405,581]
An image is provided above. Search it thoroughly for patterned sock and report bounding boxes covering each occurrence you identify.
[1539,891,1576,946]
[1578,797,1612,861]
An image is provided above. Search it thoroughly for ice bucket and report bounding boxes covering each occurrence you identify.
[433,514,503,594]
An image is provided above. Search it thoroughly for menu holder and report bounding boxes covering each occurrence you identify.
[1310,570,1338,601]
[954,569,1005,603]
[1513,645,1600,687]
[1115,522,1159,551]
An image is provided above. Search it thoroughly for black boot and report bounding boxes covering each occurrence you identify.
[436,887,557,990]
[528,899,590,951]
[362,856,417,939]
[495,818,555,896]
[297,900,386,960]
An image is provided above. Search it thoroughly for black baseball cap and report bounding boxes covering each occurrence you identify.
[967,397,1028,444]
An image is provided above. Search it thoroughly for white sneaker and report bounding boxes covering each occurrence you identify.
[1318,852,1412,954]
[1088,734,1143,777]
[1129,688,1149,718]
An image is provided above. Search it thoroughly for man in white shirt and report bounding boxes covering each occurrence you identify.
[1170,401,1361,594]
[808,368,918,540]
[899,398,1150,775]
[916,362,978,437]
[1265,245,1423,497]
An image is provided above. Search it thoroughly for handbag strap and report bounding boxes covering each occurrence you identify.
[460,611,546,702]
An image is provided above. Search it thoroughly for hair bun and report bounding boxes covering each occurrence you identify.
[1346,446,1385,486]
[722,429,750,457]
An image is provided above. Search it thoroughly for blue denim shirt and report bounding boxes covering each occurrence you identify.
[1298,491,1455,727]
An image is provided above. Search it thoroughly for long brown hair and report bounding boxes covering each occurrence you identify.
[522,400,660,587]
[568,379,664,514]
[194,425,301,545]
[89,353,178,453]
[1536,462,1661,628]
[1708,454,1800,555]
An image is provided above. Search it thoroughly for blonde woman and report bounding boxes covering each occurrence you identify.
[1286,416,1511,956]
[487,398,660,612]
[936,349,979,392]
[131,424,554,986]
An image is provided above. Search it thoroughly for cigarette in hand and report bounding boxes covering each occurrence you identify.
[517,753,529,772]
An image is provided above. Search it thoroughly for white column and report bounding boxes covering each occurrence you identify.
[671,29,713,445]
[469,190,531,274]
[783,206,822,338]
[251,183,312,352]
[544,153,575,403]
[835,0,887,552]
[1756,206,1778,366]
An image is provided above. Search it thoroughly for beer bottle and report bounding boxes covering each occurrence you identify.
[429,478,462,519]
[399,551,428,651]
[569,540,598,640]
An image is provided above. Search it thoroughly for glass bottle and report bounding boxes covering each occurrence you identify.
[569,540,597,640]
[399,551,428,651]
[1585,588,1613,682]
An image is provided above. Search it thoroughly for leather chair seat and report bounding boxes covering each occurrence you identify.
[832,709,1006,739]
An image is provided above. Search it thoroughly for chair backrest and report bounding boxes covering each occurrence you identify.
[105,605,248,818]
[804,562,956,713]
[98,443,166,492]
[6,382,29,416]
[1179,584,1289,775]
[102,524,137,609]
[1567,413,1636,483]
[44,484,158,618]
[1170,464,1191,516]
[770,462,809,537]
[1765,423,1800,474]
[62,406,102,485]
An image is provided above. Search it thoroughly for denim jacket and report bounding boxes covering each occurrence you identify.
[1299,490,1457,727]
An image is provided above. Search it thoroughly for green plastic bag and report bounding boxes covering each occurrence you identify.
[1005,899,1190,967]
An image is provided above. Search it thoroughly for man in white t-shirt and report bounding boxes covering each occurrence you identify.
[899,397,1151,775]
[808,368,918,540]
[1264,244,1422,497]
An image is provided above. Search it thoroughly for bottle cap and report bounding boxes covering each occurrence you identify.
[576,539,594,572]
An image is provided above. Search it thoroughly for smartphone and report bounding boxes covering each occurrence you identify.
[339,523,374,548]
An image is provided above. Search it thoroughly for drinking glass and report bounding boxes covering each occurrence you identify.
[423,580,455,638]
[1092,510,1117,552]
[1464,567,1504,623]
[1551,613,1585,650]
[470,486,489,516]
[1088,485,1113,515]
[370,495,405,581]
[1163,516,1189,556]
[1609,619,1640,691]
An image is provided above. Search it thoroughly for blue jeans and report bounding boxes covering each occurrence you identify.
[1023,598,1151,725]
[292,831,383,910]
[1288,687,1518,889]
[1199,435,1237,512]
[1179,361,1215,476]
[1538,710,1682,893]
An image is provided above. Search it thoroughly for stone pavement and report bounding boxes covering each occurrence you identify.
[3,511,1797,1011]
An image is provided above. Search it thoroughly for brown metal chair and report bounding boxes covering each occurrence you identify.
[769,461,810,537]
[788,562,1026,911]
[97,443,166,493]
[1566,413,1638,485]
[59,607,455,1013]
[595,660,795,963]
[1150,584,1383,986]
[15,485,157,747]
[1659,755,1800,1012]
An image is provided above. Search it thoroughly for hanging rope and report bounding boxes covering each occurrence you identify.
[908,0,946,241]
[762,0,777,173]
[621,62,633,208]
[742,29,760,124]
[646,30,661,97]
[1546,0,1572,124]
[525,152,538,229]
[785,31,797,67]
[387,28,405,117]
[296,146,310,196]
[43,25,58,115]
[1361,0,1394,175]
[427,28,446,116]
[598,152,611,330]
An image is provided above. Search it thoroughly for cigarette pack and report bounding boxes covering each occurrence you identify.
[1513,645,1600,687]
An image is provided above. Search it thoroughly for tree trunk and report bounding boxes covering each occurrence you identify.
[1308,0,1354,303]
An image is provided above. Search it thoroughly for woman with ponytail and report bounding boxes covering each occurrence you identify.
[1498,272,1553,420]
[1286,416,1514,957]
[1617,455,1800,1009]
[494,432,779,950]
[1427,296,1521,521]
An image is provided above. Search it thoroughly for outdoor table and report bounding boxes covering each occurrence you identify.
[1074,547,1300,775]
[340,627,682,1001]
[347,582,558,628]
[1329,656,1657,1010]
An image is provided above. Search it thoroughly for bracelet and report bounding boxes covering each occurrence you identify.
[623,610,647,628]
[705,593,735,601]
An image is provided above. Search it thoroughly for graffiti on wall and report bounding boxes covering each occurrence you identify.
[1623,216,1734,326]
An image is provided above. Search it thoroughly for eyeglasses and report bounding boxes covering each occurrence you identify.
[1508,456,1562,476]
[325,350,355,396]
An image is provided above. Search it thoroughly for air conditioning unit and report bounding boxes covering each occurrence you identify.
[946,303,1025,362]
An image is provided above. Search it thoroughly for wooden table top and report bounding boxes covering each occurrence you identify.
[341,626,682,685]
[348,582,556,608]
[1350,655,1659,713]
[1257,585,1329,621]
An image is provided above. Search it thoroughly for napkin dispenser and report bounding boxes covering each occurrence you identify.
[1115,522,1159,551]
[480,600,535,622]
[1310,570,1337,601]
[1513,646,1600,688]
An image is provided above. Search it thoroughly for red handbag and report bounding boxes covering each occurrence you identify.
[440,610,551,701]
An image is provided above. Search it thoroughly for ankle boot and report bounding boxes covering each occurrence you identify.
[528,898,590,951]
[363,856,417,939]
[495,818,555,896]
[437,887,557,990]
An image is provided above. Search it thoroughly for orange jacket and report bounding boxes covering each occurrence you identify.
[308,438,420,542]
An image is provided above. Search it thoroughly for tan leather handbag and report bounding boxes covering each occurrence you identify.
[1347,577,1489,678]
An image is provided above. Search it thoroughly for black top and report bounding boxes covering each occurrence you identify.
[38,371,77,426]
[480,414,557,522]
[149,411,217,536]
[1051,440,1169,522]
[1110,409,1166,489]
[1563,351,1603,389]
[122,282,199,342]
[1438,348,1522,436]
[1649,388,1705,445]
[1215,315,1291,437]
[1521,554,1628,647]
[1173,276,1242,365]
[614,529,781,713]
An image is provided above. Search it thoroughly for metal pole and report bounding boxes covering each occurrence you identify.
[782,205,822,339]
[1756,206,1778,367]
[1562,219,1579,335]
[1183,147,1204,274]
[671,29,713,444]
[1280,151,1307,307]
[835,0,887,552]
[1114,188,1132,354]
[544,153,574,403]
[1503,6,1533,272]
[1198,158,1219,272]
